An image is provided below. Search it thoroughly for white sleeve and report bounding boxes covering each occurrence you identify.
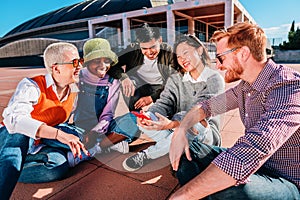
[2,78,43,139]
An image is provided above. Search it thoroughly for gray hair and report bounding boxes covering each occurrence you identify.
[43,42,78,73]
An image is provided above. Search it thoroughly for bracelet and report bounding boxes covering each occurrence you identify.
[55,129,59,140]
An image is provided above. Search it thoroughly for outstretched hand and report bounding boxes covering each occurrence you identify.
[169,128,191,171]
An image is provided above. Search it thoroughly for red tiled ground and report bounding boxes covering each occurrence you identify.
[1,63,299,199]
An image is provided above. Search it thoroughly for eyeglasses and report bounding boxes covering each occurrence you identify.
[215,47,239,64]
[54,58,84,68]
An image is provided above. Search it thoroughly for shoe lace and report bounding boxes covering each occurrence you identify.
[132,152,146,166]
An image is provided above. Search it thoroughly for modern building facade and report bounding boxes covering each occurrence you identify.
[0,0,255,66]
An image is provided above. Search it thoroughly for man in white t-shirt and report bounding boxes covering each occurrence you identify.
[108,23,175,111]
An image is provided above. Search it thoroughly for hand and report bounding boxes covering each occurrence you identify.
[91,120,109,134]
[139,112,171,131]
[57,130,89,158]
[169,127,191,171]
[134,96,153,109]
[121,78,135,97]
[136,110,151,126]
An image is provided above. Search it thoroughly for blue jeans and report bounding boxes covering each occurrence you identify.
[176,141,300,200]
[0,126,31,199]
[18,124,83,184]
[18,146,69,184]
[0,123,83,200]
[17,114,139,184]
[109,112,140,143]
[141,120,214,160]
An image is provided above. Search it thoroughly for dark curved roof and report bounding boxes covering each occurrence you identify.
[5,0,152,37]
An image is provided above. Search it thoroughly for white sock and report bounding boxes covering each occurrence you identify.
[88,142,102,156]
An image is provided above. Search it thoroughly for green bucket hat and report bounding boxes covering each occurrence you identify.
[83,38,118,66]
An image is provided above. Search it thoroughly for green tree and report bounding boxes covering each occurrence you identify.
[290,20,295,32]
[280,20,300,50]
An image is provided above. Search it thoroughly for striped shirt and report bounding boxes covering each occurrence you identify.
[200,59,300,189]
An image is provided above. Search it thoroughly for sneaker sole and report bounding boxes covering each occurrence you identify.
[122,157,141,172]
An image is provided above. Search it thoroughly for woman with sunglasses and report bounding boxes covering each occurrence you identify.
[0,42,88,198]
[122,34,225,172]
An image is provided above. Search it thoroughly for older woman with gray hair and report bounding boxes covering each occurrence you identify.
[0,42,87,199]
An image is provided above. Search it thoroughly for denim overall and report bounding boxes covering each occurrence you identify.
[73,75,139,142]
[73,75,113,131]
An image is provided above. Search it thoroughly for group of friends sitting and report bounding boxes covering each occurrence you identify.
[0,22,299,200]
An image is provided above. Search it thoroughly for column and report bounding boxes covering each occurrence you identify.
[122,14,131,48]
[88,20,95,39]
[224,0,234,28]
[167,7,175,47]
[188,19,195,35]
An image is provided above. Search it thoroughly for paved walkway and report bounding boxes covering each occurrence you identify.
[1,63,299,199]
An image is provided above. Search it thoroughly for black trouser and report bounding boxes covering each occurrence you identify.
[124,84,163,111]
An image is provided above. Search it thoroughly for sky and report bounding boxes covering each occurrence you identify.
[1,0,300,45]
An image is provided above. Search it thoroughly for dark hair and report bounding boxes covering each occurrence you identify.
[135,23,161,43]
[173,34,211,74]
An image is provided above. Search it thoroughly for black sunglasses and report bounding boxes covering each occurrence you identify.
[215,47,239,64]
[54,58,84,68]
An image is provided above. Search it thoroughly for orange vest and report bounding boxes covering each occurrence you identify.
[30,75,76,127]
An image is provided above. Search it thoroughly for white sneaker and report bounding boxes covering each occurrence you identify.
[109,141,129,154]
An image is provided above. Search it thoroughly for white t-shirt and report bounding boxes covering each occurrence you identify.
[136,56,163,86]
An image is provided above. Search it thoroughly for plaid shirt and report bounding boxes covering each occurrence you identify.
[200,59,300,189]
